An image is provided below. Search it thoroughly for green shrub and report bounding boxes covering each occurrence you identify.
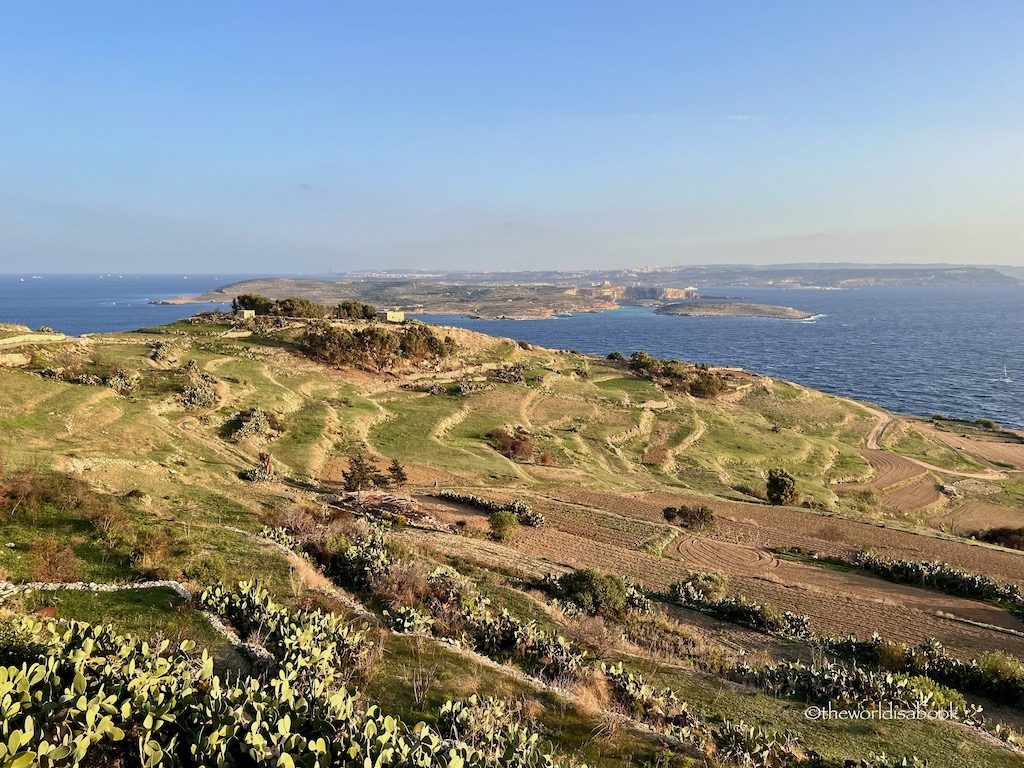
[551,569,628,619]
[979,649,1024,686]
[183,554,228,584]
[489,511,519,542]
[766,468,797,505]
[670,570,729,602]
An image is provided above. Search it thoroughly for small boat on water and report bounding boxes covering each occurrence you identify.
[1000,364,1013,383]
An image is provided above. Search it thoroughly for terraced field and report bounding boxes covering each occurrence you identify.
[4,316,1024,767]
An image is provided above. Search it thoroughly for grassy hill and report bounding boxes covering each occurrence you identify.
[3,313,1024,767]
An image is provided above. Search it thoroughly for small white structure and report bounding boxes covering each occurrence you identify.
[376,310,405,323]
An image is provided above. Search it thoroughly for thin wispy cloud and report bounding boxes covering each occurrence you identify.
[727,114,765,122]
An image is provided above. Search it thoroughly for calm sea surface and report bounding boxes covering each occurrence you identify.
[0,273,235,334]
[0,275,1020,427]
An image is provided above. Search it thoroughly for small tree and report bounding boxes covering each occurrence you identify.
[388,458,408,487]
[343,451,388,502]
[766,468,797,506]
[489,510,519,542]
[662,506,679,522]
[677,504,714,529]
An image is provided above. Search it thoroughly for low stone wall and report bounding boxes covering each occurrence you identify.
[0,352,31,367]
[0,332,66,348]
[0,578,190,602]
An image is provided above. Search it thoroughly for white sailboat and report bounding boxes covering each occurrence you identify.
[1001,364,1013,383]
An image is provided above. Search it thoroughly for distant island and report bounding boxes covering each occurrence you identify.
[655,301,814,320]
[162,278,627,319]
[165,264,1018,320]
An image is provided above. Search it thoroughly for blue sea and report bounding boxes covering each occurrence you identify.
[0,275,1020,428]
[0,273,236,334]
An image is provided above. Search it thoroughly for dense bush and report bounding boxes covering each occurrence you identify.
[602,662,806,765]
[669,570,730,603]
[662,504,714,529]
[687,365,725,399]
[489,511,520,542]
[232,293,275,314]
[549,569,628,619]
[766,468,797,506]
[25,539,83,582]
[544,570,652,621]
[628,353,725,398]
[399,322,456,359]
[670,574,812,639]
[975,526,1024,551]
[234,293,380,320]
[851,550,1024,609]
[489,426,535,461]
[300,323,455,371]
[731,659,975,721]
[821,633,1024,710]
[335,299,377,320]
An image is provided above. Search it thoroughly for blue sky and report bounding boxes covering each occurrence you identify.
[1,1,1021,272]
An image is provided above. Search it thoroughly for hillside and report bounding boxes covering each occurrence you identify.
[3,314,1024,767]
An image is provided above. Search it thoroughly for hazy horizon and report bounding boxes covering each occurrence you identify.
[2,2,1022,272]
[2,260,1024,278]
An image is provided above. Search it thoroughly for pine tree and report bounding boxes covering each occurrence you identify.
[343,451,382,503]
[388,458,408,487]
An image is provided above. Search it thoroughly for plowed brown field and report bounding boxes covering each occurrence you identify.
[860,449,945,513]
[929,500,1024,536]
